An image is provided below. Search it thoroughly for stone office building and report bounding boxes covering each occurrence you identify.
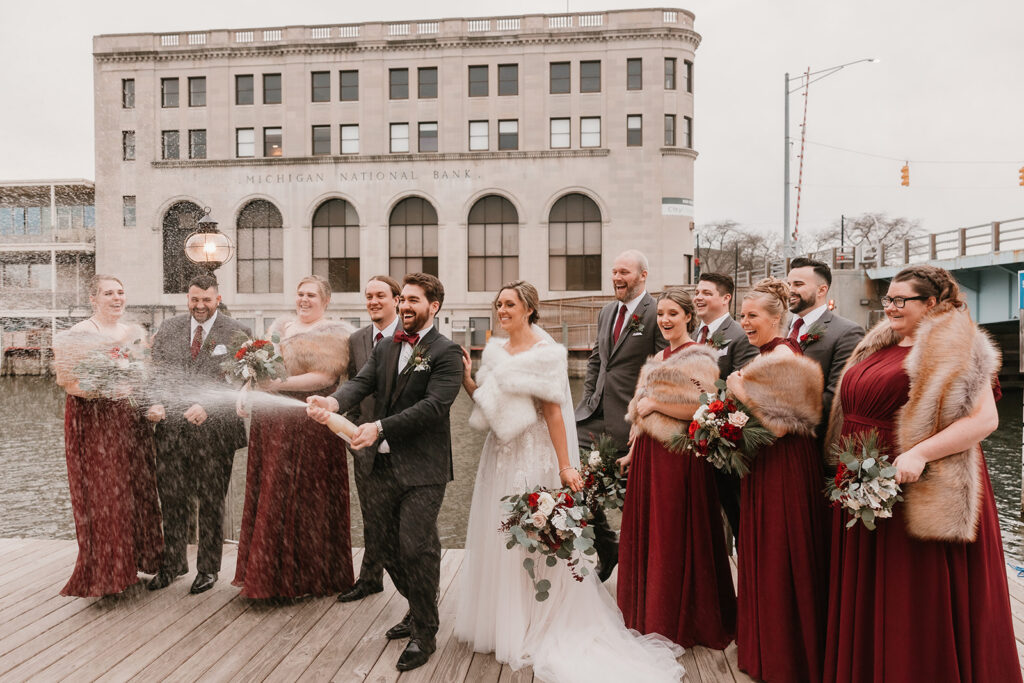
[93,7,699,337]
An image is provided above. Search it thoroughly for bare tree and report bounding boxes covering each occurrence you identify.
[695,220,781,276]
[807,212,924,256]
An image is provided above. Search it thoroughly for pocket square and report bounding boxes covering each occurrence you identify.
[631,332,643,337]
[716,348,728,357]
[212,344,228,356]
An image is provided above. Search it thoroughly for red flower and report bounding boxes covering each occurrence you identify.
[708,400,725,413]
[560,492,574,506]
[725,401,737,412]
[834,462,849,488]
[251,339,269,349]
[585,474,595,488]
[698,439,708,450]
[688,420,700,437]
[720,423,741,442]
[631,314,639,323]
[235,348,247,360]
[528,492,540,508]
[580,519,588,527]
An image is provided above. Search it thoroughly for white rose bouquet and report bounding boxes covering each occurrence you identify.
[578,432,627,511]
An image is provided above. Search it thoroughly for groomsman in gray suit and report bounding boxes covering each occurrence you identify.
[336,275,402,603]
[785,257,865,420]
[693,272,758,544]
[576,250,666,580]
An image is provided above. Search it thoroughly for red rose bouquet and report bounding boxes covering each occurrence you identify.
[221,330,285,387]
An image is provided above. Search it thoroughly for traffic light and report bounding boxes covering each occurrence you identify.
[1019,166,1024,186]
[900,163,910,187]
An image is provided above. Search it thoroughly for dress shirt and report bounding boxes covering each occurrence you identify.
[189,310,219,347]
[696,312,732,341]
[379,323,433,453]
[787,304,828,338]
[373,317,400,346]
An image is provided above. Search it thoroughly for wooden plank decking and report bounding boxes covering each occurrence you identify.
[0,538,1022,682]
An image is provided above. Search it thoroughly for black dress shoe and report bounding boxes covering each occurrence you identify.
[396,639,434,672]
[337,581,384,603]
[189,572,217,594]
[385,612,413,640]
[147,569,183,591]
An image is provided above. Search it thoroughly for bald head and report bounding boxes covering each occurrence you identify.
[612,250,649,302]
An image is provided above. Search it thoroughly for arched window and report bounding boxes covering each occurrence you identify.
[389,197,438,279]
[548,193,602,291]
[236,200,283,293]
[312,198,360,293]
[467,195,518,291]
[162,201,206,294]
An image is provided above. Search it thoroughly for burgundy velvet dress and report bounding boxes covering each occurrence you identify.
[737,337,829,682]
[823,344,1021,683]
[232,387,354,598]
[61,396,163,597]
[617,342,737,649]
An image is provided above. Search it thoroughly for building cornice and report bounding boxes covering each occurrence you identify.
[660,147,698,159]
[151,149,611,169]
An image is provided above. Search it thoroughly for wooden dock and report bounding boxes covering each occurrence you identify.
[1,537,1022,682]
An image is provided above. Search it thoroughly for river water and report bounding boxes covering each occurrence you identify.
[2,377,1022,562]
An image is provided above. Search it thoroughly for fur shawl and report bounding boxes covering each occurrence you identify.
[824,307,1000,542]
[736,347,823,438]
[627,344,719,447]
[469,339,569,443]
[273,318,354,381]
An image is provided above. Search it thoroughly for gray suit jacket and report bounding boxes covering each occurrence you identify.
[796,309,865,419]
[704,315,759,379]
[345,323,387,478]
[575,293,666,449]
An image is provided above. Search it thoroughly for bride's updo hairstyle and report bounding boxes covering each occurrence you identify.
[658,287,698,333]
[495,280,540,325]
[891,265,966,315]
[744,277,791,333]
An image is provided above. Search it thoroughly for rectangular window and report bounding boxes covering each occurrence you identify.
[665,58,677,90]
[418,122,438,152]
[469,120,488,151]
[122,131,135,161]
[627,115,642,147]
[263,127,282,157]
[121,79,135,108]
[188,77,206,106]
[580,61,601,93]
[550,118,570,149]
[311,71,330,102]
[627,58,643,90]
[418,67,437,98]
[122,196,136,227]
[498,119,518,151]
[340,124,359,154]
[236,128,255,157]
[161,130,180,159]
[236,74,254,104]
[161,78,179,107]
[664,115,676,146]
[682,115,693,148]
[189,129,206,159]
[390,69,409,100]
[340,70,359,101]
[312,125,331,155]
[549,62,570,94]
[498,64,518,96]
[263,73,282,104]
[684,59,693,93]
[390,123,409,153]
[468,65,488,97]
[580,117,601,148]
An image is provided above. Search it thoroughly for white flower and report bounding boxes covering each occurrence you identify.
[693,404,708,422]
[530,511,547,528]
[588,451,602,468]
[550,508,583,537]
[536,492,556,517]
[727,411,749,428]
[846,498,862,510]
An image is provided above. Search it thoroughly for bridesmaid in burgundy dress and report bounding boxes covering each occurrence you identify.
[725,277,829,682]
[233,275,355,598]
[53,275,163,597]
[823,265,1020,683]
[617,287,736,649]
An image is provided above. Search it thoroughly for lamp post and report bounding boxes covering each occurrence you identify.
[783,58,878,258]
[183,207,234,272]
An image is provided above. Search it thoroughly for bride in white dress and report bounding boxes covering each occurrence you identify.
[454,280,685,683]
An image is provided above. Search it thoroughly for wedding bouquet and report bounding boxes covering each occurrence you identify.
[668,379,775,477]
[826,430,903,531]
[74,342,148,406]
[579,433,627,512]
[499,486,596,601]
[221,331,285,386]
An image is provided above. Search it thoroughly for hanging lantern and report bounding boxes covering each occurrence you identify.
[183,207,234,271]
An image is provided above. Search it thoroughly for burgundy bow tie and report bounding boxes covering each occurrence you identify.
[393,330,420,346]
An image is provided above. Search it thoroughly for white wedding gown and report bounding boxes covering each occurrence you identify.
[455,335,685,683]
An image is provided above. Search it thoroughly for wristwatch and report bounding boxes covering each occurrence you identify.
[374,420,384,440]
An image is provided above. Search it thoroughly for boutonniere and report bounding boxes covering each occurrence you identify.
[799,322,826,349]
[201,335,217,353]
[706,330,730,350]
[405,343,431,373]
[625,314,645,335]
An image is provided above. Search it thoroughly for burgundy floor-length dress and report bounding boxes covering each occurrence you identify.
[824,344,1021,683]
[233,388,354,598]
[618,342,737,649]
[62,396,163,597]
[737,337,829,683]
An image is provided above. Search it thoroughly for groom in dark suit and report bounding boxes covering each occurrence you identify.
[146,273,250,594]
[307,272,463,673]
[575,250,666,581]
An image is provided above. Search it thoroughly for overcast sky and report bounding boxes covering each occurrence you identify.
[1,0,1021,241]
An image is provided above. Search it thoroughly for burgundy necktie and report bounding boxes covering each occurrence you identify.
[697,325,709,344]
[190,325,203,359]
[611,305,628,344]
[374,331,384,345]
[789,318,804,343]
[393,330,420,346]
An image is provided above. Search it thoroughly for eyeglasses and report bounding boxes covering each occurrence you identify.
[881,295,928,309]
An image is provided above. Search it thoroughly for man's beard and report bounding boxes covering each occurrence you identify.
[401,309,429,332]
[789,292,816,314]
